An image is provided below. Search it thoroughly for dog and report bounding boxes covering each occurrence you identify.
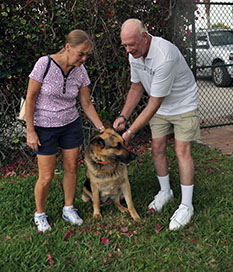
[82,123,140,221]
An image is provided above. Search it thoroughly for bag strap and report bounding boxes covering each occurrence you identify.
[43,55,51,80]
[23,55,51,99]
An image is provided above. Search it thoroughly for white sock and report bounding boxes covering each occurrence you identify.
[35,212,45,217]
[64,205,73,210]
[157,174,171,191]
[181,184,194,208]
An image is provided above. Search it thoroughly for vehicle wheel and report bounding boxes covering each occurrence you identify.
[212,62,232,87]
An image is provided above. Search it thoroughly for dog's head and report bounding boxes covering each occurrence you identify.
[89,128,137,164]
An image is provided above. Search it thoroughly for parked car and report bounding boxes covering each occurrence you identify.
[196,28,233,87]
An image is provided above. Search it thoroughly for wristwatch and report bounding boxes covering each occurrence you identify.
[127,128,134,137]
[98,125,105,133]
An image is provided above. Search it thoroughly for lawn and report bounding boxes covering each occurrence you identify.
[0,142,232,272]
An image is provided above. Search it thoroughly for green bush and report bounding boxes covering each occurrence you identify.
[0,0,196,171]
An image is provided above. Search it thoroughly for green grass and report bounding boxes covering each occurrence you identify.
[0,142,232,272]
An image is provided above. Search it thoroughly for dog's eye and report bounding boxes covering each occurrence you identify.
[116,143,122,150]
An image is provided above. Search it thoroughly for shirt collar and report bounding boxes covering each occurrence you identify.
[144,35,154,60]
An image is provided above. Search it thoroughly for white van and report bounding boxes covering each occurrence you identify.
[196,28,233,87]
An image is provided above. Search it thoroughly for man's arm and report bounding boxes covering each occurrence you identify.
[113,82,144,130]
[122,96,165,144]
[129,96,164,133]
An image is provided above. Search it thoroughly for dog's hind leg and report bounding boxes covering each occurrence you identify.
[82,186,92,202]
[82,178,93,202]
[114,194,128,213]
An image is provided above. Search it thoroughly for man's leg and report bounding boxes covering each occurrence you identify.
[148,136,174,212]
[169,139,194,230]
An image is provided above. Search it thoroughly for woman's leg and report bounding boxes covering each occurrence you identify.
[62,147,80,206]
[61,147,83,225]
[34,154,56,213]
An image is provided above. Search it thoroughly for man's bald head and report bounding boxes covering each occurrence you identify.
[121,19,147,38]
[120,18,151,59]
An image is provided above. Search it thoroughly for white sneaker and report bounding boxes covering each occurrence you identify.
[148,189,174,212]
[34,213,51,233]
[169,204,194,231]
[62,207,83,225]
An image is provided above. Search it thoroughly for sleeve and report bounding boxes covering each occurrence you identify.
[150,60,176,97]
[129,55,141,83]
[80,65,91,87]
[29,56,49,83]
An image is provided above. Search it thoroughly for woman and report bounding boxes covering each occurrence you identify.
[26,29,104,232]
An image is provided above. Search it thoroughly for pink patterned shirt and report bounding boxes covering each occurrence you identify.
[29,55,90,127]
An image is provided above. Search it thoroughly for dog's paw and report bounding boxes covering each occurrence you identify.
[133,214,141,221]
[130,211,141,222]
[118,206,128,213]
[93,213,102,220]
[82,194,90,202]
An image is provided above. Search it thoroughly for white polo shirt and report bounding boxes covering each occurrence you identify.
[129,36,198,115]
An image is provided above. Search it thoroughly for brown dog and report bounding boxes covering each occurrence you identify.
[82,125,140,221]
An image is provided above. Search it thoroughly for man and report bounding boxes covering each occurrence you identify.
[113,19,200,230]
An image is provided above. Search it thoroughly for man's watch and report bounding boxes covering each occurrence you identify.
[98,125,105,133]
[127,128,134,137]
[119,115,128,122]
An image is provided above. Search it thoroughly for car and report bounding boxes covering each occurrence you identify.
[195,28,233,87]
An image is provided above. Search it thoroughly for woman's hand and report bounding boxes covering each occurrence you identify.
[27,130,41,151]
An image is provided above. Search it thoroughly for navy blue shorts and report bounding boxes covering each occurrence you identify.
[34,118,83,155]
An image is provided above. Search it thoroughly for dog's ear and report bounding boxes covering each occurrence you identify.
[90,137,105,148]
[102,120,112,129]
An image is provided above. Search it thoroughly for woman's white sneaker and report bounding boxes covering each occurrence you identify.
[62,207,83,225]
[169,204,194,231]
[148,189,174,212]
[34,213,51,232]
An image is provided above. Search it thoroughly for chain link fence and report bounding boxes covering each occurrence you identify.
[191,1,233,128]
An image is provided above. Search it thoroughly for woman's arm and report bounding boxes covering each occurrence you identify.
[25,78,41,151]
[78,86,104,131]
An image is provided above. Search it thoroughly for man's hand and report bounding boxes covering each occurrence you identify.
[122,130,131,145]
[113,116,127,131]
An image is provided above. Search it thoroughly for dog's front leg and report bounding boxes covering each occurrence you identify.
[90,182,101,219]
[121,180,140,221]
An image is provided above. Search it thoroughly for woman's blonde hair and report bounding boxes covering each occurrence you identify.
[59,29,93,53]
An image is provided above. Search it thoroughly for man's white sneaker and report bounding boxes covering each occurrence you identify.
[34,213,51,233]
[148,189,174,212]
[62,207,83,225]
[169,204,194,231]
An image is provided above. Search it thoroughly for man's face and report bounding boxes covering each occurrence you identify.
[121,28,145,59]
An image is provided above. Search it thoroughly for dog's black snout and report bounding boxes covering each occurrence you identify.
[129,150,137,161]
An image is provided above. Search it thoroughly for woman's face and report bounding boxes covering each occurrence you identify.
[67,43,90,66]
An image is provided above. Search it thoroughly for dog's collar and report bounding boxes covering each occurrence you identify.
[95,160,109,165]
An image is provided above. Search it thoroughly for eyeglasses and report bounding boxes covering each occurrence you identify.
[77,51,89,58]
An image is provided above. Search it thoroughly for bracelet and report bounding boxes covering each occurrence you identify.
[119,115,128,122]
[127,128,134,137]
[98,125,105,133]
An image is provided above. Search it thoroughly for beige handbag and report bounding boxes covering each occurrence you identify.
[18,96,26,121]
[18,55,51,121]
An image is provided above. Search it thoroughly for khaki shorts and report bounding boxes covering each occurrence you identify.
[149,109,200,142]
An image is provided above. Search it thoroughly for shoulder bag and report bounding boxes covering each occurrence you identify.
[18,55,51,121]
